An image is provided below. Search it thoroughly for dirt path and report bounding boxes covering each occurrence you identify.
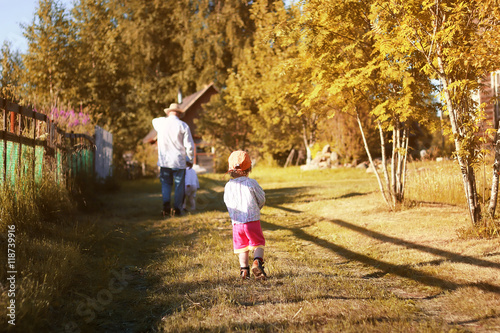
[55,180,171,332]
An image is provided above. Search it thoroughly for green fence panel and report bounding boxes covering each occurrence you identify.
[0,142,44,185]
[0,141,94,188]
[56,149,64,185]
[0,142,4,184]
[21,144,33,179]
[35,146,44,183]
[0,100,96,189]
[76,150,81,175]
[72,151,76,176]
[86,150,94,175]
[6,141,18,187]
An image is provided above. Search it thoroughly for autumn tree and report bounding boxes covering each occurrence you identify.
[230,0,307,160]
[370,39,440,204]
[371,0,500,224]
[197,0,315,165]
[0,42,23,100]
[22,0,77,109]
[175,0,257,89]
[279,0,438,209]
[271,1,330,165]
[70,0,135,153]
[277,0,379,171]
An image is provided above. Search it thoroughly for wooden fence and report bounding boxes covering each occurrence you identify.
[0,98,94,189]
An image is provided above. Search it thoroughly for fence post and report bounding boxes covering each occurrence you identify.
[69,133,74,189]
[17,112,22,183]
[10,111,15,133]
[33,114,36,185]
[2,108,6,185]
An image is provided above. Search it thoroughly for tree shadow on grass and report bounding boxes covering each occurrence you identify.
[261,218,500,295]
[324,218,500,271]
[266,187,371,206]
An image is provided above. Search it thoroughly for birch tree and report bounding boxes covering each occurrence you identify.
[371,0,500,225]
[280,0,437,210]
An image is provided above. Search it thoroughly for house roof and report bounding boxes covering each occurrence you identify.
[142,82,219,144]
[179,82,218,113]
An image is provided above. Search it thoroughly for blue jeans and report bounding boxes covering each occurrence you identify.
[159,167,186,212]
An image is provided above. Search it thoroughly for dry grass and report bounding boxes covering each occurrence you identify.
[405,159,495,208]
[405,159,465,206]
[0,172,89,331]
[2,163,500,332]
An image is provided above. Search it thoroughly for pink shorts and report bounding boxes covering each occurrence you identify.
[232,220,265,253]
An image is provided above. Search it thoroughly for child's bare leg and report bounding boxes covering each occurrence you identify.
[239,251,250,280]
[253,247,264,261]
[239,251,249,267]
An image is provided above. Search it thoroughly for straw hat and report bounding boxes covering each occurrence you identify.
[164,103,184,117]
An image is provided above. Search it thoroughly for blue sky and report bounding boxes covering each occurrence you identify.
[0,0,74,53]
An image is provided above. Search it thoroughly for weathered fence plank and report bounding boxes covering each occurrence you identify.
[95,125,113,180]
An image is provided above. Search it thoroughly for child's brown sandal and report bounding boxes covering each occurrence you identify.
[240,266,250,280]
[251,258,267,280]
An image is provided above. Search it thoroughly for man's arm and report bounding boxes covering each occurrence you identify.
[184,126,195,163]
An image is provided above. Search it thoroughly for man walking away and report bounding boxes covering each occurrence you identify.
[152,103,195,217]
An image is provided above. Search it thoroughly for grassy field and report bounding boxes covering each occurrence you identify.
[2,164,500,332]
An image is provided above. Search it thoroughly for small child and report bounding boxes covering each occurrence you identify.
[223,150,267,280]
[183,160,199,211]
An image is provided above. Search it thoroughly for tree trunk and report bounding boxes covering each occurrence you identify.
[378,122,393,204]
[462,164,481,223]
[488,124,500,217]
[395,127,408,203]
[302,118,313,165]
[284,149,295,168]
[401,130,409,199]
[391,124,398,204]
[356,107,392,210]
[390,123,409,205]
[437,52,480,226]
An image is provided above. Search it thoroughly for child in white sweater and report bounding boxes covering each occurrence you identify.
[223,151,267,280]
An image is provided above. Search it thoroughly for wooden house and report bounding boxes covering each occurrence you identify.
[143,82,219,173]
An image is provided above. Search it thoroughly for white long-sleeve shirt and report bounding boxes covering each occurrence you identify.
[152,115,195,169]
[224,176,265,224]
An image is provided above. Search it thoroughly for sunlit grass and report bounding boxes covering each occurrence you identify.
[405,160,466,206]
[405,159,495,208]
[146,167,499,332]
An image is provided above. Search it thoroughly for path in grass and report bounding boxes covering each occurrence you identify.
[65,169,500,332]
